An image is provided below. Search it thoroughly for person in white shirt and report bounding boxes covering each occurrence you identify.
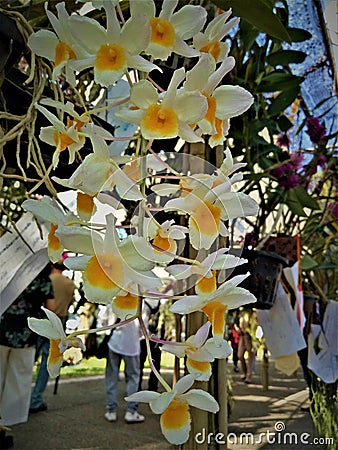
[104,319,144,424]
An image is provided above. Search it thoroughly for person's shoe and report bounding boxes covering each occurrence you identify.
[104,412,117,422]
[0,431,14,449]
[233,366,239,373]
[29,403,47,414]
[124,411,145,424]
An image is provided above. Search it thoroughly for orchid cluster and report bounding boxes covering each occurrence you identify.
[24,1,258,445]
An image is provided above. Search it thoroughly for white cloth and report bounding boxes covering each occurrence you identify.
[108,320,140,357]
[0,345,35,426]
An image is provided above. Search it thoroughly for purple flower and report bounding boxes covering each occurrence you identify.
[288,174,300,188]
[317,155,326,168]
[290,152,304,169]
[306,117,326,144]
[277,133,290,148]
[329,202,338,220]
[271,166,286,179]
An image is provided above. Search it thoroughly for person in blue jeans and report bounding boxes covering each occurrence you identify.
[29,337,50,413]
[29,257,75,413]
[105,319,144,424]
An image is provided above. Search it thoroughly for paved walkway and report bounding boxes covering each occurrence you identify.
[9,360,333,450]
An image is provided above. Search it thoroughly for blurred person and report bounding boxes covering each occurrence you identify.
[29,256,76,413]
[238,312,256,384]
[0,264,54,448]
[49,254,76,327]
[105,318,144,424]
[229,321,241,372]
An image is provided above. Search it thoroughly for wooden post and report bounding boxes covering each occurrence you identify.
[181,142,228,450]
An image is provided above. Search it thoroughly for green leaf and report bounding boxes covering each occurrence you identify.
[287,27,312,42]
[301,255,318,271]
[267,85,300,117]
[285,189,306,215]
[256,72,303,92]
[266,50,307,66]
[292,186,320,210]
[277,115,293,132]
[286,187,320,215]
[211,0,291,42]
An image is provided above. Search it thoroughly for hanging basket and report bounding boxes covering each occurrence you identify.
[231,249,289,310]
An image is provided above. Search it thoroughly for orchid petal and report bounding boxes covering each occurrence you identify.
[28,30,58,61]
[27,318,61,341]
[180,389,219,413]
[171,5,207,40]
[214,85,254,119]
[125,390,160,403]
[204,338,233,359]
[173,374,195,395]
[150,391,176,414]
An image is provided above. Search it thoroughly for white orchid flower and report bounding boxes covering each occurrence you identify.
[170,274,256,344]
[68,2,159,87]
[162,322,232,381]
[167,248,248,295]
[27,2,89,85]
[130,217,188,264]
[125,374,219,445]
[59,214,161,303]
[183,53,254,147]
[22,196,76,263]
[28,307,85,378]
[52,139,143,201]
[115,68,208,142]
[164,183,258,250]
[129,0,206,61]
[35,99,113,168]
[193,9,240,63]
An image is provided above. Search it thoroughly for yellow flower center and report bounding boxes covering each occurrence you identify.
[213,118,224,140]
[48,339,62,364]
[67,116,85,131]
[85,255,123,290]
[142,104,178,137]
[200,41,221,62]
[123,159,141,182]
[150,17,175,47]
[161,399,190,430]
[55,41,76,66]
[204,93,217,127]
[77,192,95,214]
[48,224,62,251]
[202,301,227,335]
[96,44,126,71]
[191,201,221,235]
[113,293,138,310]
[53,131,76,152]
[179,179,192,197]
[196,270,217,294]
[152,232,173,253]
[188,358,210,373]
